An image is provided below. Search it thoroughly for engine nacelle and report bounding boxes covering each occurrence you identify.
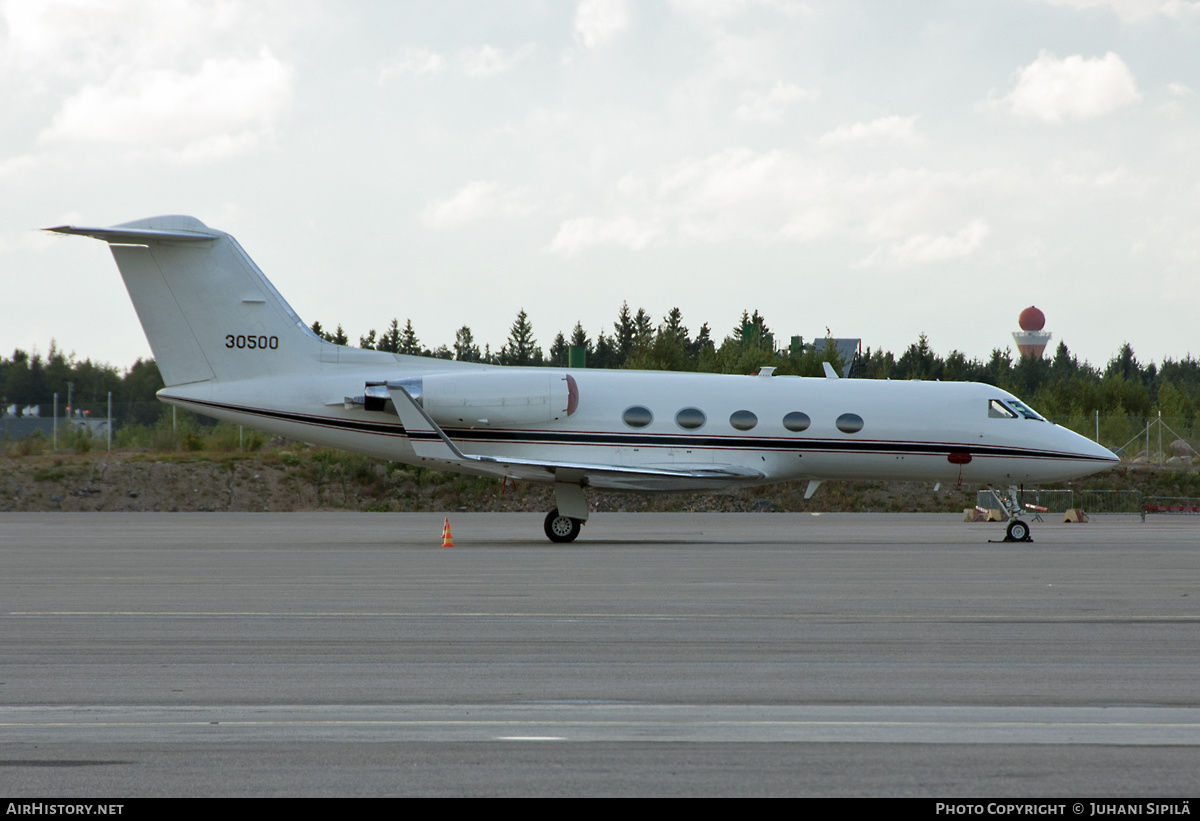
[389,371,579,427]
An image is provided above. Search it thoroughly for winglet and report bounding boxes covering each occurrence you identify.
[822,362,839,379]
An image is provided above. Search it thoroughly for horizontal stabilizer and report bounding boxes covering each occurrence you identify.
[47,225,218,244]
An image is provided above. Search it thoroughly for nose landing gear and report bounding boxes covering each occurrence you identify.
[1005,519,1031,542]
[998,484,1033,542]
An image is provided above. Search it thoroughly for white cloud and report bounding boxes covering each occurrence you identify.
[421,181,535,229]
[0,0,293,85]
[987,51,1140,123]
[666,0,811,22]
[2,1,299,163]
[819,115,921,146]
[38,50,294,162]
[547,148,819,254]
[1034,0,1200,23]
[548,216,662,256]
[379,44,533,82]
[0,153,37,179]
[1156,82,1193,116]
[545,148,1009,258]
[858,220,991,268]
[1093,166,1131,187]
[574,0,630,50]
[664,2,810,85]
[733,81,816,122]
[459,44,534,77]
[378,47,447,80]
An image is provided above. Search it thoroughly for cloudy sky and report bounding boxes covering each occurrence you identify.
[2,0,1198,372]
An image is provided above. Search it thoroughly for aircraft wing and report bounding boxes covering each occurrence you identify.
[387,384,765,490]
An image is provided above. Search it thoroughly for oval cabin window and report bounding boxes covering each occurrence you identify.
[729,410,758,431]
[623,405,653,428]
[782,411,811,432]
[675,407,706,430]
[836,413,864,434]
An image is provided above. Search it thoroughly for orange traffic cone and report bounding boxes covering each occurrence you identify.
[441,517,455,547]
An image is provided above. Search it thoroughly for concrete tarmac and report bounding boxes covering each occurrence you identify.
[2,511,1199,796]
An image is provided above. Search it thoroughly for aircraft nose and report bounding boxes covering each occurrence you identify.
[1098,443,1121,464]
[1070,427,1120,465]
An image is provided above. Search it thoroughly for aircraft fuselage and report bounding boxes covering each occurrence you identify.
[160,362,1115,491]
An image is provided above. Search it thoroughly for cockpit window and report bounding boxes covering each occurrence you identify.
[1007,399,1046,421]
[988,399,1018,419]
[989,398,1045,421]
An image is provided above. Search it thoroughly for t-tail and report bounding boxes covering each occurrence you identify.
[48,215,329,387]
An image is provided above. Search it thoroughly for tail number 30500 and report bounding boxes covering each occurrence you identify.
[226,335,279,350]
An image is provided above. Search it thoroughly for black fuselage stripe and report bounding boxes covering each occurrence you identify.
[165,396,1111,462]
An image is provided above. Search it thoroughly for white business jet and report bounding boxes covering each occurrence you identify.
[50,216,1118,542]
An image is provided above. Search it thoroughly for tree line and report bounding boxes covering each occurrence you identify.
[313,305,1200,429]
[6,304,1200,436]
[0,342,164,424]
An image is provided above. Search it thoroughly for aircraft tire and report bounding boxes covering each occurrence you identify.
[544,509,582,543]
[1006,519,1031,542]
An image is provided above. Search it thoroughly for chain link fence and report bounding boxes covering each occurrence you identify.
[1049,414,1198,464]
[2,401,236,454]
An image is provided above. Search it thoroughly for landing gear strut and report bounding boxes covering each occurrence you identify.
[544,509,582,543]
[1000,484,1033,542]
[544,481,589,543]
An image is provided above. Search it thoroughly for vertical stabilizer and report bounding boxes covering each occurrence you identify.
[49,216,325,387]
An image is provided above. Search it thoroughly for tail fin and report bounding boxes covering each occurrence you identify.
[49,215,324,387]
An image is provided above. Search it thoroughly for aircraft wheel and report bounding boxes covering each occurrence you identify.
[1006,519,1031,542]
[544,509,582,543]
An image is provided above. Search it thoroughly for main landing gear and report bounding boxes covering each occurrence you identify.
[544,509,583,543]
[544,481,589,543]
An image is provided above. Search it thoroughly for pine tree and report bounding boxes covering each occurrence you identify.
[633,307,654,347]
[593,331,616,369]
[501,309,539,366]
[569,322,592,357]
[399,320,422,355]
[549,332,568,366]
[377,319,402,353]
[661,307,689,346]
[613,302,635,367]
[454,326,481,362]
[688,323,713,363]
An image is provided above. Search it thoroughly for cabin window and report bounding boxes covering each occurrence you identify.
[836,413,864,434]
[729,410,758,431]
[782,411,811,432]
[675,407,706,430]
[623,405,653,428]
[988,399,1018,419]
